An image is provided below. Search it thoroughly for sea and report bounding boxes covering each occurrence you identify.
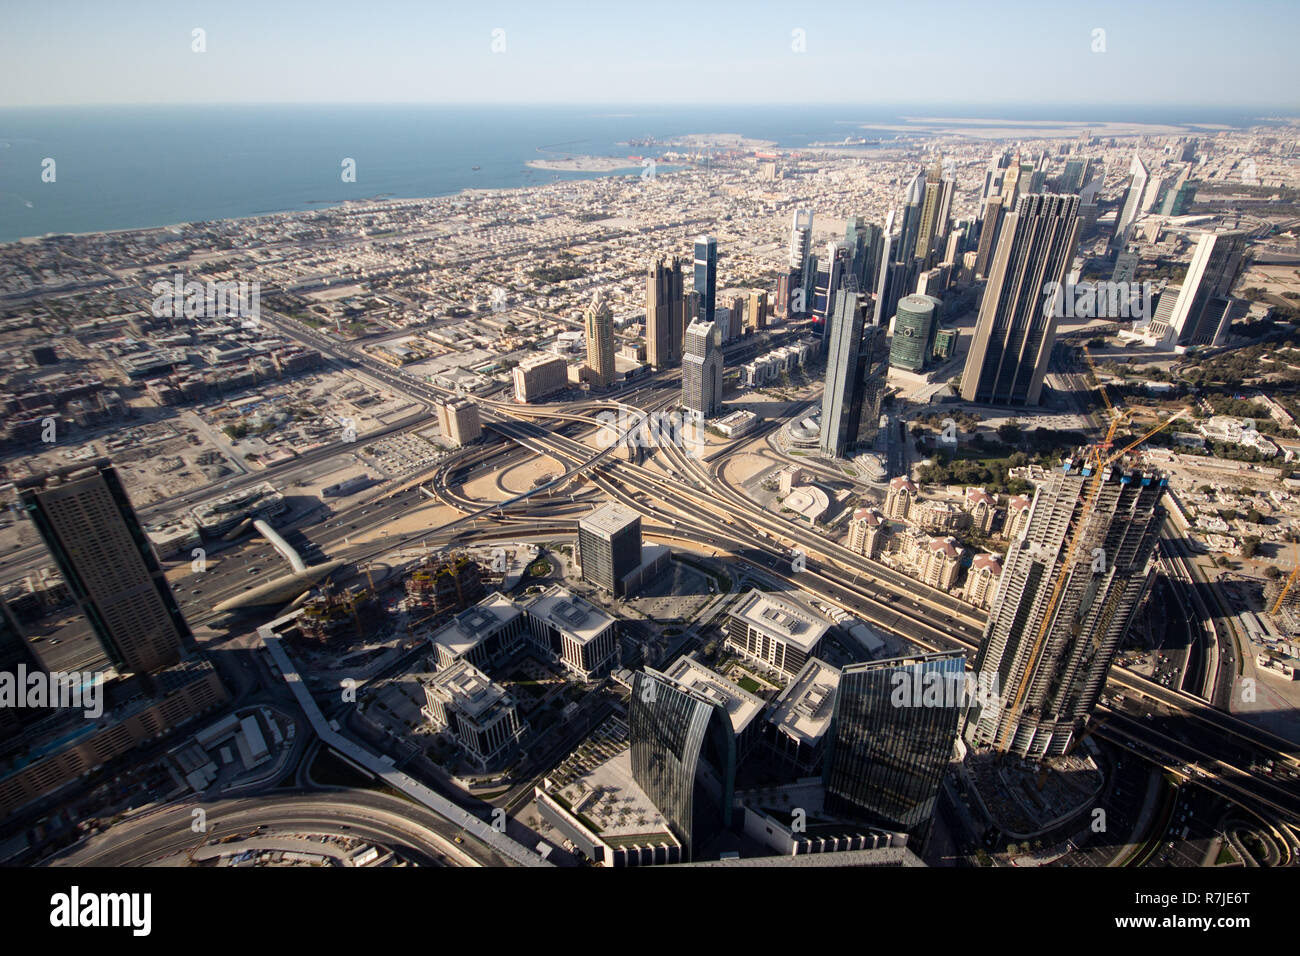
[0,103,1271,245]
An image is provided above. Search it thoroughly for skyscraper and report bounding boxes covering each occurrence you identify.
[1059,157,1088,194]
[682,319,722,419]
[824,651,966,837]
[814,240,853,327]
[972,197,1003,279]
[646,255,685,368]
[746,289,768,332]
[630,667,737,861]
[693,235,717,325]
[584,290,615,388]
[577,502,642,597]
[915,160,953,265]
[1114,151,1149,243]
[820,283,887,457]
[788,209,814,272]
[969,457,1165,758]
[1156,230,1247,347]
[960,194,1081,406]
[17,461,194,674]
[897,169,926,274]
[888,294,941,372]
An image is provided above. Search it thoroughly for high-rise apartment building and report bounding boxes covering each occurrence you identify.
[693,235,717,325]
[682,319,723,419]
[824,651,966,837]
[435,396,481,447]
[646,255,686,367]
[960,194,1081,406]
[513,353,568,403]
[969,457,1165,758]
[17,461,193,674]
[973,197,1004,279]
[584,291,616,388]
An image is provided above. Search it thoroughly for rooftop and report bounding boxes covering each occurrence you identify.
[526,585,616,644]
[731,589,830,652]
[425,659,512,721]
[662,656,765,737]
[767,657,841,748]
[579,501,640,538]
[429,592,521,659]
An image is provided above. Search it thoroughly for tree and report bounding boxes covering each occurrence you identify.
[1240,536,1260,559]
[1264,566,1282,580]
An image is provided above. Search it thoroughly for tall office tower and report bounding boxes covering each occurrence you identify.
[1059,157,1088,194]
[800,252,819,312]
[897,170,927,273]
[871,209,897,326]
[788,209,814,271]
[1026,155,1047,194]
[969,457,1165,758]
[981,150,1012,203]
[17,461,193,674]
[630,667,736,860]
[815,240,853,326]
[960,194,1081,406]
[682,319,723,419]
[824,651,966,837]
[1114,152,1149,243]
[1159,230,1247,347]
[845,217,881,290]
[693,235,718,325]
[1159,167,1195,216]
[646,255,686,367]
[775,267,800,320]
[888,294,941,372]
[746,289,768,332]
[999,153,1023,207]
[942,224,965,268]
[973,197,1003,279]
[0,604,48,746]
[583,290,616,388]
[577,502,642,597]
[915,161,953,265]
[435,396,481,447]
[820,283,886,456]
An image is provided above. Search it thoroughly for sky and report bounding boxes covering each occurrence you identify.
[2,0,1298,110]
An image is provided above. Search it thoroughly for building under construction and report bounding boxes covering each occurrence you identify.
[297,585,382,645]
[968,454,1166,759]
[405,552,485,616]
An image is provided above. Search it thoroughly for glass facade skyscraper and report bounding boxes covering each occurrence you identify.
[824,651,966,837]
[693,235,717,325]
[630,668,736,860]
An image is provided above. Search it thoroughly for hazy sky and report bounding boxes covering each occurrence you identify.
[3,0,1298,110]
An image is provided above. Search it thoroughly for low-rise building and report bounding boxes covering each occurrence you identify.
[725,589,830,678]
[422,659,526,770]
[524,585,618,681]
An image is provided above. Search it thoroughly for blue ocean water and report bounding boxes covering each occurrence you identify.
[0,104,1266,244]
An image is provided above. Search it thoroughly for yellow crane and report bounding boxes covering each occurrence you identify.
[1270,541,1300,616]
[994,410,1185,753]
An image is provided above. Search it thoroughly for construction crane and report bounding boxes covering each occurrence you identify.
[994,410,1185,754]
[1270,540,1300,616]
